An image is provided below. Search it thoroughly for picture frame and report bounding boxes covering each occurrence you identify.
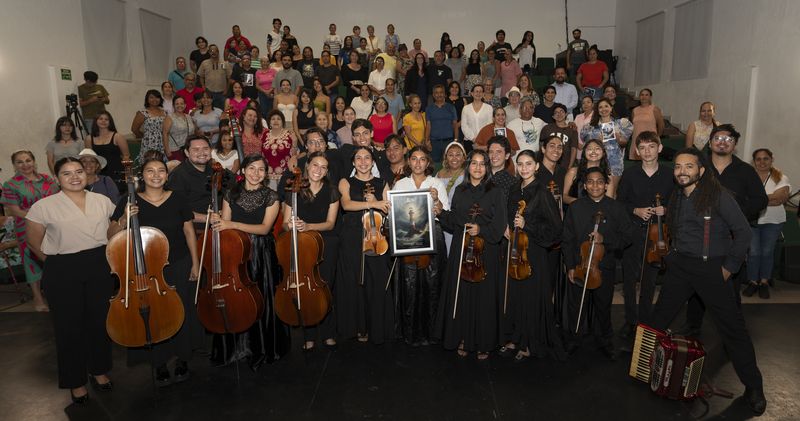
[387,189,436,256]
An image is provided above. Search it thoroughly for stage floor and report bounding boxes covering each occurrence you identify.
[0,302,797,421]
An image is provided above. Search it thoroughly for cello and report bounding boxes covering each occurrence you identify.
[106,161,185,347]
[645,193,670,269]
[573,211,605,333]
[195,162,263,334]
[274,167,332,327]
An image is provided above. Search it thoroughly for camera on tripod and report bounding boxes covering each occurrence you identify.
[66,94,79,109]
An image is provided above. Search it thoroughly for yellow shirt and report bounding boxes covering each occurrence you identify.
[402,112,426,149]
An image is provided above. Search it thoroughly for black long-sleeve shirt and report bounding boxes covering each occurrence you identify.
[671,189,752,274]
[439,181,507,245]
[562,196,633,270]
[616,164,675,225]
[714,155,767,224]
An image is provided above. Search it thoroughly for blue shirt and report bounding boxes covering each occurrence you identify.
[168,69,187,90]
[425,102,457,140]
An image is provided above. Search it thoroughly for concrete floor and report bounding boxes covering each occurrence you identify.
[0,281,797,421]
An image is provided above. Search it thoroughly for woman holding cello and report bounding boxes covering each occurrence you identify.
[391,146,449,346]
[107,152,202,386]
[280,151,340,350]
[25,157,115,404]
[562,167,632,361]
[211,154,290,370]
[434,150,507,360]
[499,150,565,361]
[337,146,394,344]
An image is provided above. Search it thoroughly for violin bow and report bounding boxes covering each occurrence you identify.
[385,257,397,291]
[452,224,468,320]
[124,202,132,309]
[194,205,213,305]
[502,236,511,315]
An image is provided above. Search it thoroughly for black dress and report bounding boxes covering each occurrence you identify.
[283,182,341,342]
[211,187,291,368]
[435,181,507,353]
[111,192,205,366]
[502,180,566,359]
[341,65,369,105]
[93,132,126,193]
[336,176,394,344]
[391,179,448,346]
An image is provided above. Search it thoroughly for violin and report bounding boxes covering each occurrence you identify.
[195,162,263,334]
[548,180,564,221]
[106,161,185,347]
[508,200,532,280]
[275,168,332,327]
[460,204,485,283]
[645,193,670,268]
[573,211,605,333]
[574,211,605,290]
[362,181,389,256]
[226,106,246,167]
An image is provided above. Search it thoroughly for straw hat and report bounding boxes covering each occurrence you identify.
[75,148,107,169]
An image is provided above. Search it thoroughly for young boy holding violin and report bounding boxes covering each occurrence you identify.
[616,131,675,338]
[562,167,632,361]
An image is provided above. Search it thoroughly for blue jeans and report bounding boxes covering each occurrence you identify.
[746,223,783,281]
[257,92,273,119]
[430,138,452,164]
[208,90,225,110]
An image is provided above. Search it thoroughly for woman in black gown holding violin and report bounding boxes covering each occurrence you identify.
[212,154,290,370]
[337,146,394,344]
[499,150,566,362]
[281,151,340,350]
[434,149,507,360]
[108,152,203,385]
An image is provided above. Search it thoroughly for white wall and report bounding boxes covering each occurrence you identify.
[199,0,615,62]
[0,0,202,176]
[615,0,800,181]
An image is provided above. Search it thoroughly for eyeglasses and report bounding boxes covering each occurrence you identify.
[712,135,735,143]
[307,140,325,146]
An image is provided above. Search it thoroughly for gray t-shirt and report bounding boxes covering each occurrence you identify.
[569,39,590,65]
[46,139,85,164]
[274,68,304,92]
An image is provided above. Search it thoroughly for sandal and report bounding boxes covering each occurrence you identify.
[303,341,315,351]
[477,352,490,361]
[457,342,468,358]
[357,334,369,343]
[514,349,531,362]
[498,344,517,358]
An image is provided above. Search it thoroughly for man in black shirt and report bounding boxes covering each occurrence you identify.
[426,51,452,99]
[649,148,766,415]
[230,55,258,100]
[488,30,513,62]
[166,136,214,223]
[684,124,767,332]
[487,136,515,199]
[616,132,674,338]
[338,119,392,181]
[563,167,633,361]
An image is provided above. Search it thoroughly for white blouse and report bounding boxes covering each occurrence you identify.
[351,97,374,119]
[392,176,451,211]
[460,102,494,141]
[26,191,115,255]
[758,174,791,224]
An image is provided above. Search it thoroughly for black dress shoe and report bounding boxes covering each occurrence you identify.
[744,387,767,415]
[70,390,89,404]
[758,284,770,299]
[742,282,759,297]
[173,360,190,383]
[600,344,618,361]
[89,376,113,391]
[155,365,171,387]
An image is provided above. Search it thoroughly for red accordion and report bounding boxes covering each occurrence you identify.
[629,323,706,400]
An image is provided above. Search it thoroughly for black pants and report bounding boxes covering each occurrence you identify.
[622,225,658,326]
[42,247,113,389]
[566,266,615,343]
[685,262,745,330]
[650,253,762,389]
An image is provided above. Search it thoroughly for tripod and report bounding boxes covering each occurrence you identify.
[65,99,86,140]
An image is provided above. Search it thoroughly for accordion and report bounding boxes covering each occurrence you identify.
[629,323,706,400]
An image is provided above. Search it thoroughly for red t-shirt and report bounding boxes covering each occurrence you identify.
[369,113,394,144]
[578,61,608,87]
[224,35,252,52]
[176,87,205,111]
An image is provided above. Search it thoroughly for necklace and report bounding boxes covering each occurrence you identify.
[141,191,168,203]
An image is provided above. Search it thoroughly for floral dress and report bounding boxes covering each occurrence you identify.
[397,56,414,97]
[0,174,59,283]
[260,129,294,181]
[137,108,166,163]
[579,118,634,177]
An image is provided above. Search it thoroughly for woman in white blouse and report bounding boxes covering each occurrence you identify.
[684,101,719,150]
[743,148,791,299]
[351,84,374,119]
[25,157,116,404]
[460,84,494,149]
